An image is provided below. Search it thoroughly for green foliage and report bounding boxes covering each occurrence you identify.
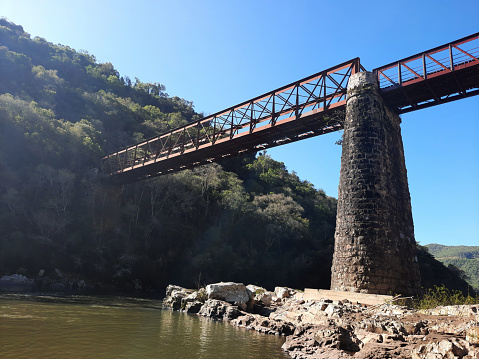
[425,244,479,293]
[426,243,479,259]
[252,193,308,251]
[413,285,479,310]
[416,245,475,295]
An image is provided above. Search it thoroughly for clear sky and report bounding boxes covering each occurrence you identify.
[2,0,478,246]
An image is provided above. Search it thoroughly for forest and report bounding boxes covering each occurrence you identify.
[0,19,474,295]
[426,244,479,292]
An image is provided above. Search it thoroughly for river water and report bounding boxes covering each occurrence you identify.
[0,294,289,359]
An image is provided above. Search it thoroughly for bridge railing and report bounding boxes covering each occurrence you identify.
[374,33,479,91]
[102,58,363,177]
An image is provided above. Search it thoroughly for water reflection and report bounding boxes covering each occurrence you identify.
[0,295,289,359]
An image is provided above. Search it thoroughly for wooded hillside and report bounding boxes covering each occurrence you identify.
[425,244,479,293]
[0,19,339,291]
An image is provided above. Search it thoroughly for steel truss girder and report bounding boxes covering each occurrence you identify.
[102,58,361,184]
[373,32,479,113]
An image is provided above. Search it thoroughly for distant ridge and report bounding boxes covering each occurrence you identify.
[425,244,479,293]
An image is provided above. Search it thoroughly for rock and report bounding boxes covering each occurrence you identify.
[205,282,249,305]
[275,286,296,299]
[163,285,196,310]
[232,314,255,328]
[257,292,273,306]
[283,325,354,359]
[246,284,264,298]
[356,331,383,346]
[466,326,479,345]
[165,284,186,297]
[183,288,207,302]
[313,325,361,352]
[198,299,241,320]
[254,291,273,306]
[179,289,207,313]
[163,282,479,359]
[0,274,34,292]
[182,301,203,314]
[419,305,479,317]
[1,274,30,282]
[232,313,295,336]
[245,285,274,307]
[403,321,427,335]
[412,338,469,359]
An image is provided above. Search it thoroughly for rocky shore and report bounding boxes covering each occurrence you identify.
[163,282,479,359]
[0,271,99,293]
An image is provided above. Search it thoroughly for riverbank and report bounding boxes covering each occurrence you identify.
[163,282,479,358]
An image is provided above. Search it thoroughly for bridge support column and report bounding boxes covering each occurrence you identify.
[330,72,421,296]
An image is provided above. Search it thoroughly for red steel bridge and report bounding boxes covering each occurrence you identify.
[102,33,479,184]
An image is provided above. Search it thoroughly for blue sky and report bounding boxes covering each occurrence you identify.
[2,0,478,246]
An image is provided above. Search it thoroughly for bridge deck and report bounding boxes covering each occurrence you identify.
[102,33,479,184]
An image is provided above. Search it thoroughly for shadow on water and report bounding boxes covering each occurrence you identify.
[0,294,289,359]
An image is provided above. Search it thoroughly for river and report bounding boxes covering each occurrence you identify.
[0,294,290,359]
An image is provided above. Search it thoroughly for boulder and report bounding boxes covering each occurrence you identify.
[181,301,204,314]
[0,274,34,292]
[179,288,207,313]
[183,287,206,302]
[245,284,274,307]
[246,284,265,299]
[314,324,361,352]
[325,304,343,317]
[412,338,469,359]
[466,325,479,345]
[205,282,249,305]
[274,286,297,300]
[255,290,274,306]
[198,299,241,320]
[232,314,256,328]
[163,285,196,310]
[231,313,295,336]
[165,284,188,297]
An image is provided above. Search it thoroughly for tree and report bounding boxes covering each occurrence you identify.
[252,193,308,252]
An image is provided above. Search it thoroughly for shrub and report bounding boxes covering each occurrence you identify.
[413,285,479,309]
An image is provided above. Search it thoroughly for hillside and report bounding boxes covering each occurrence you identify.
[425,244,479,293]
[0,18,473,295]
[0,18,339,291]
[426,244,479,259]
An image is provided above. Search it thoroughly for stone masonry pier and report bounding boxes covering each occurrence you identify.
[330,72,421,296]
